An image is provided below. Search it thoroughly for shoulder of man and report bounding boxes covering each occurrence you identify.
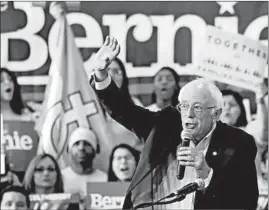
[157,106,181,122]
[93,169,108,180]
[61,167,72,176]
[216,121,257,152]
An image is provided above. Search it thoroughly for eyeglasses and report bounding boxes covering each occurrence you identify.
[113,155,134,162]
[176,103,215,115]
[34,167,56,173]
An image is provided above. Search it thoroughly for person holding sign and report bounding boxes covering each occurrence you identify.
[23,154,64,194]
[87,36,258,209]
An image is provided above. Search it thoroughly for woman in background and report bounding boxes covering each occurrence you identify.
[108,144,140,182]
[23,154,63,194]
[220,89,248,128]
[1,68,32,121]
[146,67,180,112]
[0,68,39,121]
[107,57,143,106]
[220,84,268,146]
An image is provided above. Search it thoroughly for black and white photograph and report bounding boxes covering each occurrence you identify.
[0,1,268,210]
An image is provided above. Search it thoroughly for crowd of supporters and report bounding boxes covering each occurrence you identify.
[1,55,268,209]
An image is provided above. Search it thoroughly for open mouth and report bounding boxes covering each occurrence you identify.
[5,88,11,93]
[120,167,129,172]
[185,123,196,129]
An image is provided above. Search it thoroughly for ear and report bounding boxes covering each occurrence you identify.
[212,108,222,121]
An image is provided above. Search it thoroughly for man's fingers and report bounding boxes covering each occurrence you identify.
[180,161,195,167]
[179,147,192,151]
[111,37,115,49]
[115,44,121,56]
[104,36,109,46]
[177,150,191,156]
[177,156,193,161]
[112,38,118,50]
[108,36,114,48]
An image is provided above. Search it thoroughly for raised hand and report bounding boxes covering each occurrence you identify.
[255,82,268,101]
[94,36,121,71]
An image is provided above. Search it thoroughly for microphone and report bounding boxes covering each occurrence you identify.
[177,131,192,180]
[166,179,205,198]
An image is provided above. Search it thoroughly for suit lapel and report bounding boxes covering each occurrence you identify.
[205,121,226,169]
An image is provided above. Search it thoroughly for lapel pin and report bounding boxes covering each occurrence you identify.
[213,151,217,156]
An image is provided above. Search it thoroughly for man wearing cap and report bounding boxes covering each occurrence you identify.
[61,127,107,196]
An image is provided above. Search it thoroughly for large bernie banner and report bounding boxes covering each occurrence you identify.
[1,1,268,101]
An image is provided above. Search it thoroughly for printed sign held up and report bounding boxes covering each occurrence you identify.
[86,182,130,209]
[2,121,39,171]
[195,26,268,91]
[30,193,80,210]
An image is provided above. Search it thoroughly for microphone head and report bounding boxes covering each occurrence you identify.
[181,130,193,140]
[195,179,205,190]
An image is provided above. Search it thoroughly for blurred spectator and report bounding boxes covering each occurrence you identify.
[0,185,30,210]
[0,168,22,190]
[146,67,180,111]
[220,84,268,147]
[108,144,140,182]
[61,127,107,196]
[0,68,39,122]
[257,148,268,210]
[221,90,248,128]
[23,154,64,194]
[107,58,143,106]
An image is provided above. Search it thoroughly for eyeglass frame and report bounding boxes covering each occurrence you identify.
[176,103,216,116]
[113,155,135,162]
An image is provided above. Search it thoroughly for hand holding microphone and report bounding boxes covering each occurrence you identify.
[177,131,211,179]
[177,131,192,180]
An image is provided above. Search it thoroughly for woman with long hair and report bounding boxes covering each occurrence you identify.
[221,89,248,128]
[1,68,39,121]
[23,154,63,194]
[108,144,140,182]
[146,67,180,112]
[221,85,267,147]
[107,57,143,106]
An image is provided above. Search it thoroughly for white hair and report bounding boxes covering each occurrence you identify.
[178,78,223,109]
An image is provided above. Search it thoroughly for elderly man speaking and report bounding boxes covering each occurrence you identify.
[87,36,258,210]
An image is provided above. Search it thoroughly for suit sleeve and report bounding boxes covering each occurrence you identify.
[93,77,157,142]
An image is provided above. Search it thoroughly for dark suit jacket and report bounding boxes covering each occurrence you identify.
[95,80,258,210]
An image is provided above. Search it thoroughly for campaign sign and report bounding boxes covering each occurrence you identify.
[30,193,80,210]
[196,26,268,91]
[86,182,130,209]
[2,121,39,171]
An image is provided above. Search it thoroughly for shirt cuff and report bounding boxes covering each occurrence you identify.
[203,168,213,188]
[95,75,112,90]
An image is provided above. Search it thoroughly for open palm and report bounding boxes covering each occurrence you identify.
[94,36,121,71]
